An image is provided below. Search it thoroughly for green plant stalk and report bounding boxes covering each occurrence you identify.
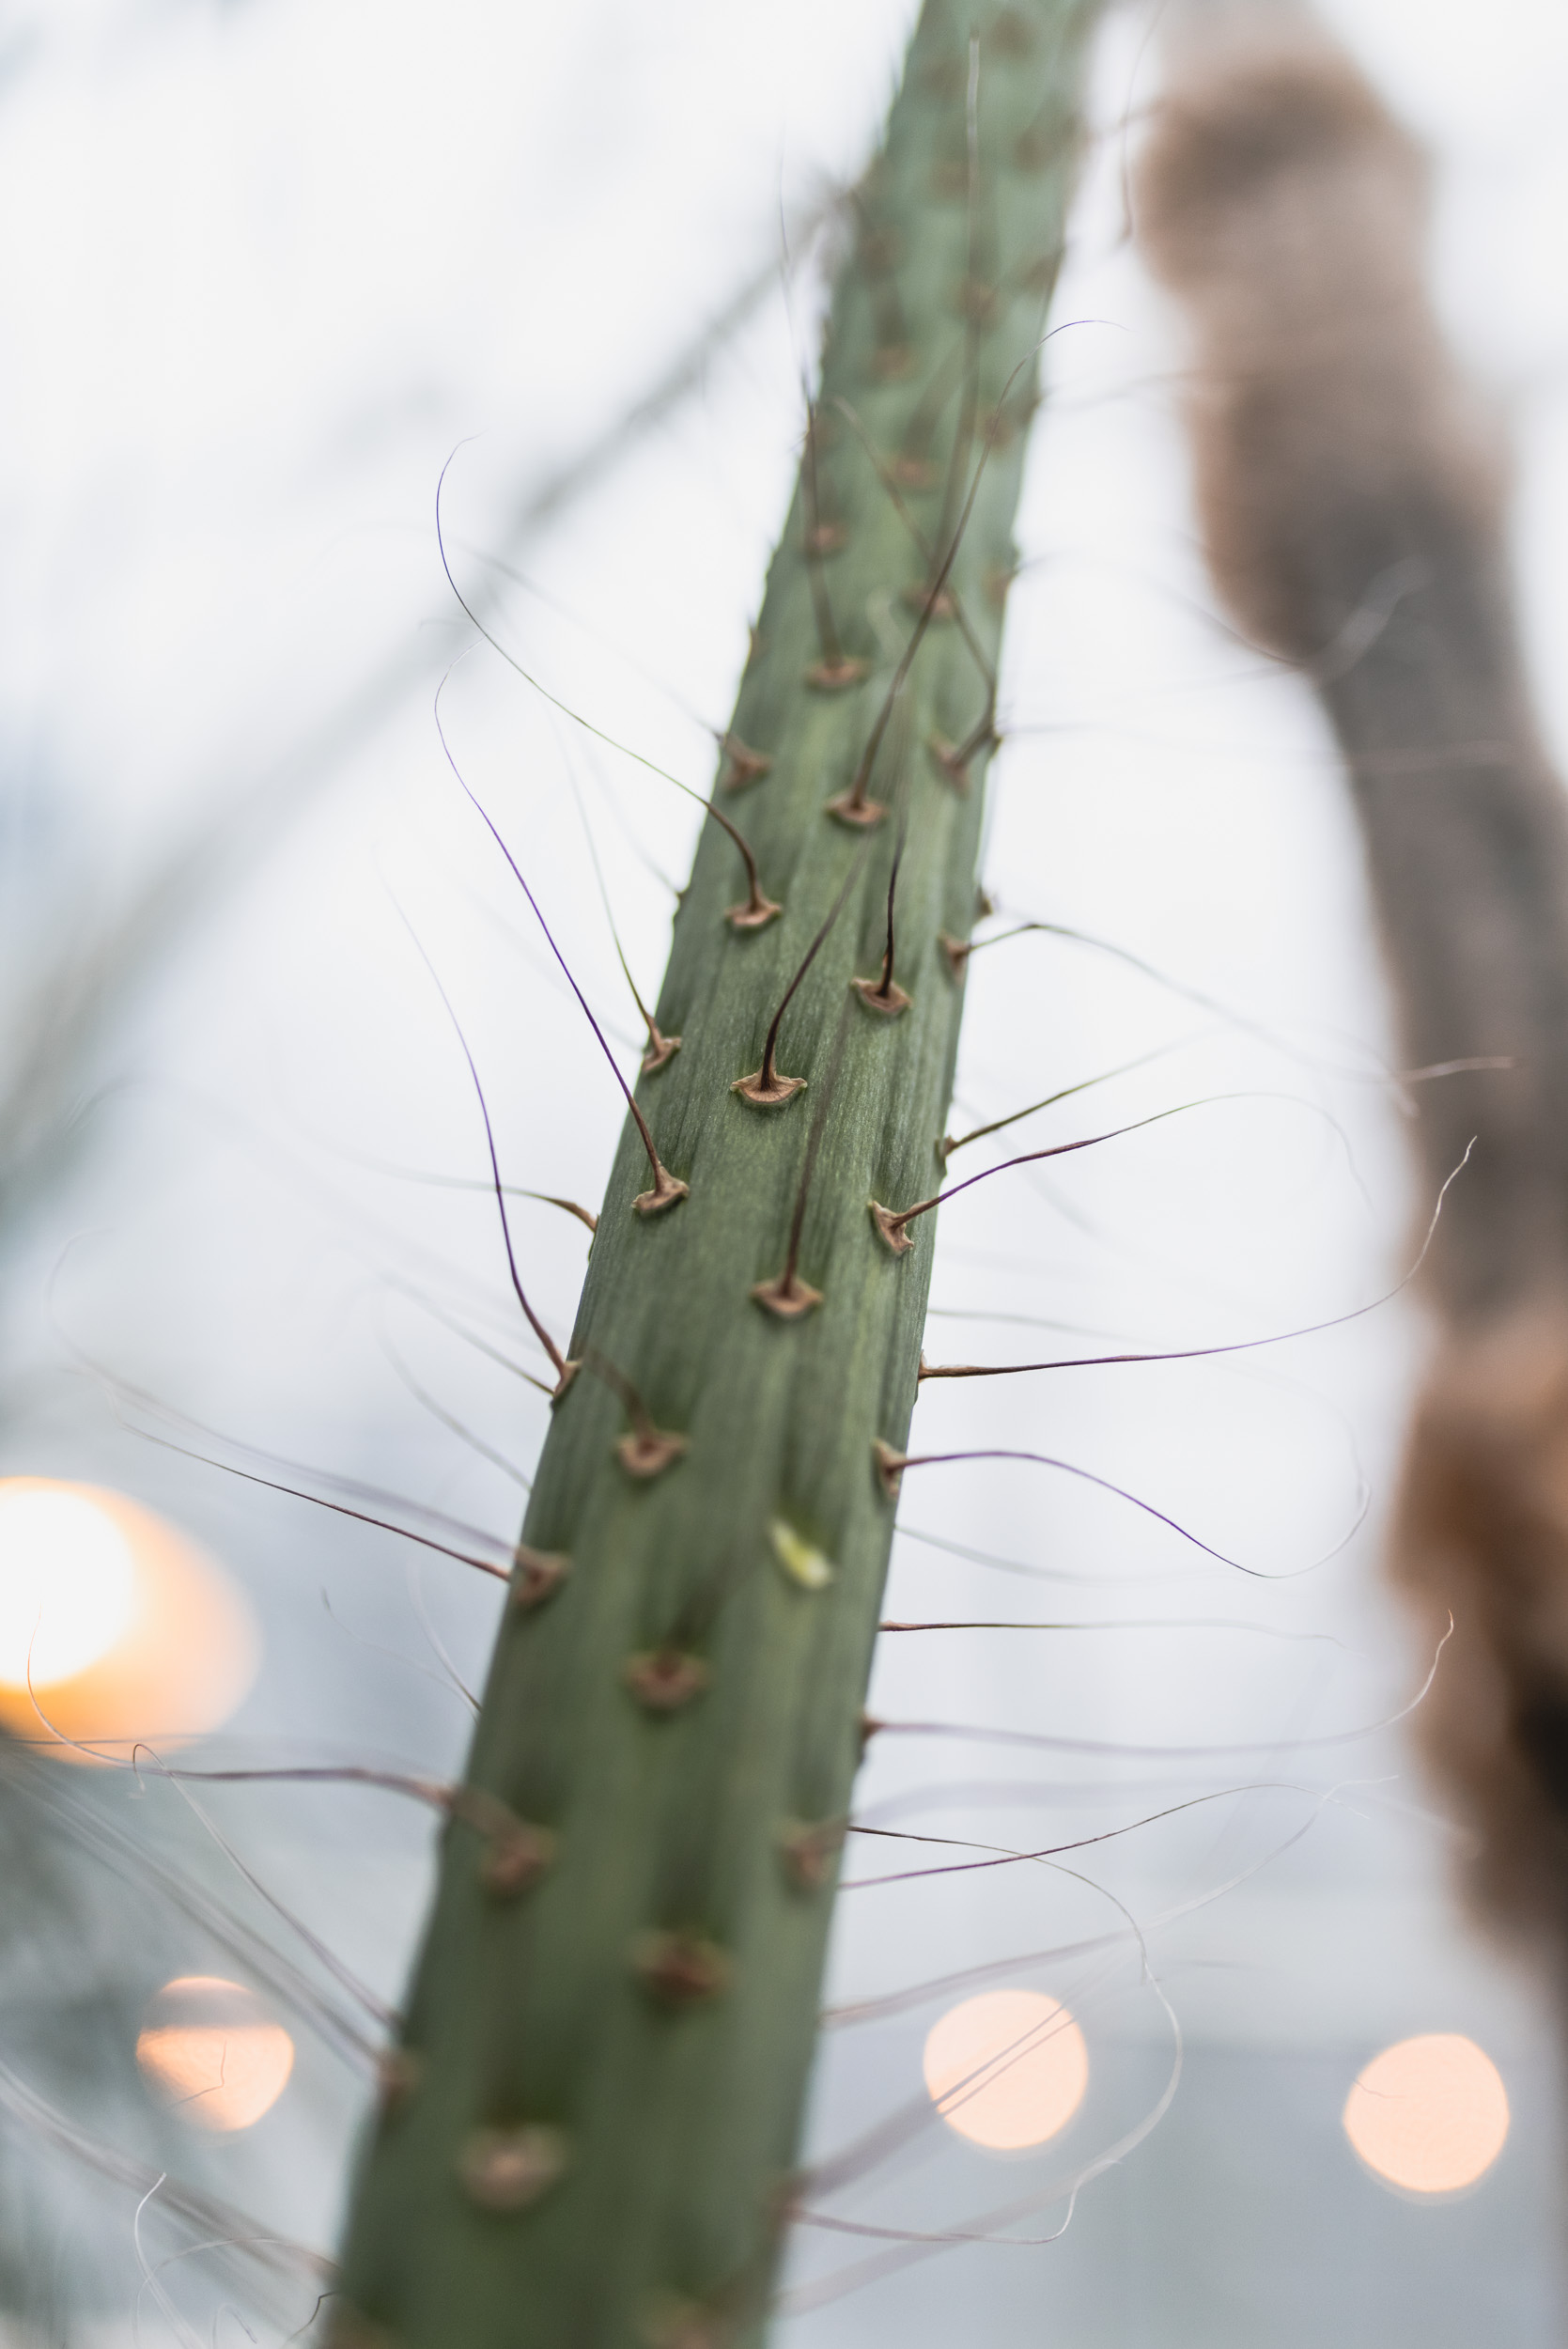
[336,5,1096,2341]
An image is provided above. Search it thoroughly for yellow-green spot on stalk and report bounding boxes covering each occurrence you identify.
[336,4,1099,2341]
[768,1519,836,1593]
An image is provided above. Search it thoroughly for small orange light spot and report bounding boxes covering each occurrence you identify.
[0,1485,137,1682]
[136,1976,294,2133]
[1343,2032,1509,2195]
[923,1988,1089,2151]
[0,1479,257,1760]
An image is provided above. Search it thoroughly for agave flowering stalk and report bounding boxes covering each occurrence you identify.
[335,4,1099,2341]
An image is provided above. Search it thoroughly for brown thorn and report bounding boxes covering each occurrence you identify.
[889,453,938,492]
[871,1440,906,1500]
[696,793,779,932]
[830,392,934,534]
[944,1040,1188,1163]
[376,2047,423,2119]
[445,1783,530,1835]
[720,735,773,792]
[864,827,908,1009]
[395,902,571,1387]
[444,1187,592,1235]
[975,401,1017,450]
[751,1271,823,1320]
[838,382,985,826]
[901,582,955,622]
[937,930,970,980]
[616,1427,689,1480]
[916,1104,1220,1239]
[893,338,962,485]
[724,888,783,933]
[624,1648,711,1711]
[927,735,970,793]
[478,1818,557,1899]
[458,2124,569,2214]
[633,1166,690,1216]
[778,1817,846,1892]
[868,1200,916,1255]
[511,1543,570,1610]
[640,1025,682,1076]
[629,1109,679,1211]
[745,834,871,1107]
[804,656,869,692]
[756,992,854,1316]
[851,974,911,1018]
[631,1928,732,2007]
[732,1067,806,1110]
[563,749,682,1080]
[426,712,678,1253]
[955,276,999,325]
[830,392,999,708]
[584,1346,681,1464]
[860,1710,885,1752]
[824,788,887,830]
[955,709,1001,770]
[878,1187,936,1239]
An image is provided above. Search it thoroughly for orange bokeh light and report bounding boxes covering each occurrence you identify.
[1343,2032,1510,2196]
[136,1975,294,2133]
[0,1478,257,1759]
[924,1988,1089,2151]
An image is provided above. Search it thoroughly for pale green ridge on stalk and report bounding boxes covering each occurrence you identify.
[335,4,1098,2341]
